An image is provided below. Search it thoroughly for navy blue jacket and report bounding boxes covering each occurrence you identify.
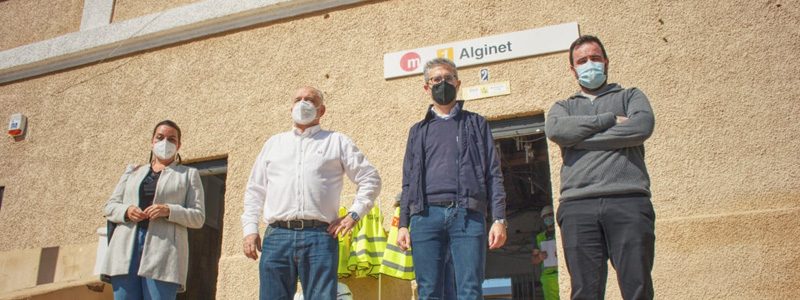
[399,101,506,228]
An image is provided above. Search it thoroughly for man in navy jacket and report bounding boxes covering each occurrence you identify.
[396,58,507,299]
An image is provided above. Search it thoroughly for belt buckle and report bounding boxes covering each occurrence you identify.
[287,220,304,230]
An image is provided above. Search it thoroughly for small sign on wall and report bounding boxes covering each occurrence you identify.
[462,81,511,101]
[480,68,490,82]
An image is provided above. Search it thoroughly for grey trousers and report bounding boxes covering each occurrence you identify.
[557,195,656,300]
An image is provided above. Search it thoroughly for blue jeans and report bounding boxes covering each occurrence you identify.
[259,226,337,300]
[442,253,457,300]
[411,206,486,300]
[111,226,180,300]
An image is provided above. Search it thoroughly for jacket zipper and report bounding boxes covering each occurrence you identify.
[456,117,462,206]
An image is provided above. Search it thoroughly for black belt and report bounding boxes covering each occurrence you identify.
[570,193,650,201]
[270,220,329,230]
[428,200,457,207]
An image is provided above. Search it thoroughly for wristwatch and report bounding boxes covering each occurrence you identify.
[348,211,360,222]
[493,218,507,228]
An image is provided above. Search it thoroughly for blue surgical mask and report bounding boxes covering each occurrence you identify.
[576,61,607,90]
[543,216,555,227]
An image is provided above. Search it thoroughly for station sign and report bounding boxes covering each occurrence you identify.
[384,22,579,79]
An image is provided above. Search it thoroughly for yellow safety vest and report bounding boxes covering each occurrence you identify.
[337,207,355,278]
[536,231,559,300]
[379,207,415,280]
[347,205,386,278]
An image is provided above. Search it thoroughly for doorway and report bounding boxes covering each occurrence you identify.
[179,158,227,300]
[485,115,555,300]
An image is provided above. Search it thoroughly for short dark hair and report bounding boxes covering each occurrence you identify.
[152,119,181,141]
[569,35,607,66]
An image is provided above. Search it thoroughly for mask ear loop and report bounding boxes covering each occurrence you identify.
[149,138,159,165]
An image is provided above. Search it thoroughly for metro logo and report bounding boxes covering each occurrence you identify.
[436,48,454,60]
[400,52,421,72]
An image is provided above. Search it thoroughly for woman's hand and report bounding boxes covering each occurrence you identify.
[126,206,149,222]
[143,204,170,219]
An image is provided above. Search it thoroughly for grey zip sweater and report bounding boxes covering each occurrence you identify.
[545,83,655,201]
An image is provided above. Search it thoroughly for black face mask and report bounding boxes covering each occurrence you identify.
[431,81,457,105]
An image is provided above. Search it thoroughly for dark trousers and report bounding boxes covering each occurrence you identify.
[557,196,655,300]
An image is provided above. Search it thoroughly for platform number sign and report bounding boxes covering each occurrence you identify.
[480,68,489,82]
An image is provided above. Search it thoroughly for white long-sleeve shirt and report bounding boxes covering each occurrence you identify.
[241,125,381,237]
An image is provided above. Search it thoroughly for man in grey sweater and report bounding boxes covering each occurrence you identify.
[545,35,656,300]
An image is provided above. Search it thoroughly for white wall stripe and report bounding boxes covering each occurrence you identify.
[80,0,115,31]
[0,0,363,84]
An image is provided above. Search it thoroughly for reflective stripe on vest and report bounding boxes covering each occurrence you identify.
[347,206,387,278]
[379,207,415,280]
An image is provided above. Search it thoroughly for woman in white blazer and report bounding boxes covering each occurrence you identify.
[102,120,205,300]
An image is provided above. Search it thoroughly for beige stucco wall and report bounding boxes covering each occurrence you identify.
[0,241,100,297]
[112,0,203,22]
[0,248,40,294]
[0,0,798,299]
[0,0,84,51]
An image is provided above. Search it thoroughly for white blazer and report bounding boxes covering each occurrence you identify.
[101,163,205,289]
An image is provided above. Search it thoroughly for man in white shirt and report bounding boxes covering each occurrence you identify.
[241,86,382,300]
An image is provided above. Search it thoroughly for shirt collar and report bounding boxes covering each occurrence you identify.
[427,101,463,120]
[293,124,321,137]
[573,83,621,99]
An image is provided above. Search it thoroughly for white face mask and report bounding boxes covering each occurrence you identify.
[292,100,318,125]
[153,139,177,160]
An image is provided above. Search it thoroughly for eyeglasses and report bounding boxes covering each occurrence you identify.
[428,75,458,85]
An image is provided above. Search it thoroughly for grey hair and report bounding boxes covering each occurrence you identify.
[423,58,458,83]
[298,86,325,104]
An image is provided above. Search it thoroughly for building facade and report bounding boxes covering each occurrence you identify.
[1,0,799,299]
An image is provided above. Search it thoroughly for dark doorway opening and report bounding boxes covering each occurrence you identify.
[179,158,227,300]
[485,115,555,300]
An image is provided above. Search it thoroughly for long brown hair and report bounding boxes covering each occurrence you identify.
[148,120,182,164]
